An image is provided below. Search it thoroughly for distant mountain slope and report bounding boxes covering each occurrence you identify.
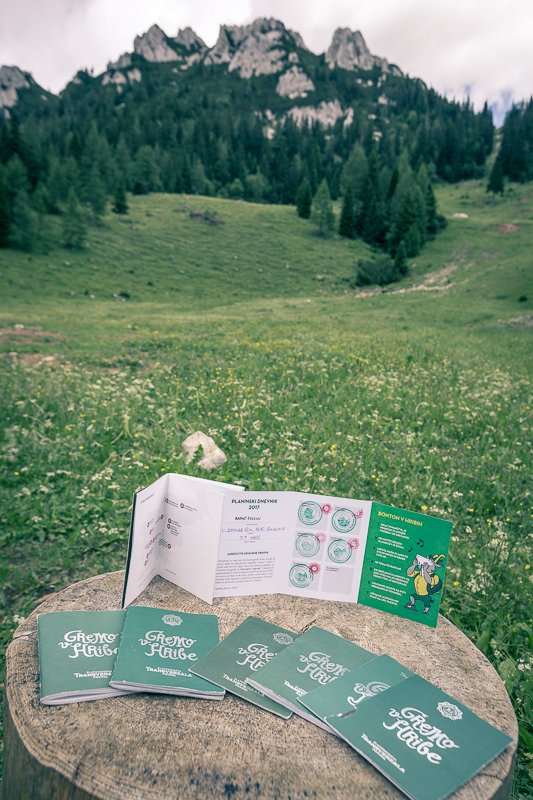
[0,17,493,262]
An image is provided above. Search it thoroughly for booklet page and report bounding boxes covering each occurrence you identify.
[284,493,372,602]
[214,492,294,597]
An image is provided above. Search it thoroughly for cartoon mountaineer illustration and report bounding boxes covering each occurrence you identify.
[404,553,445,614]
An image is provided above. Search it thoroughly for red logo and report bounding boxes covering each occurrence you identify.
[322,504,332,514]
[315,532,327,543]
[355,509,364,519]
[348,538,360,550]
[180,503,184,509]
[168,543,171,549]
[309,563,321,574]
[165,497,168,503]
[168,518,171,523]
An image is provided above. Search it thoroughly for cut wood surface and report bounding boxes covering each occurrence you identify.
[1,570,517,800]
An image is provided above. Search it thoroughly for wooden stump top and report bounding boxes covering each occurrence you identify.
[2,570,517,800]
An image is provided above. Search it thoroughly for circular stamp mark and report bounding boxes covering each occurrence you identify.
[295,533,320,557]
[328,539,352,564]
[332,508,357,533]
[289,563,313,588]
[298,501,322,526]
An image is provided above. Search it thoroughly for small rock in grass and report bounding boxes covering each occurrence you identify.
[181,431,227,470]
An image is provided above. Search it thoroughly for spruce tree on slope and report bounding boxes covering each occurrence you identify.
[339,183,356,238]
[312,179,335,236]
[296,177,312,219]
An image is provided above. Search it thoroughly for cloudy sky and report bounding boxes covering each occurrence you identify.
[2,0,532,124]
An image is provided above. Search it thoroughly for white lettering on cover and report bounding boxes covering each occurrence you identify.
[58,630,119,659]
[382,706,460,763]
[296,652,349,684]
[236,642,276,671]
[139,629,198,661]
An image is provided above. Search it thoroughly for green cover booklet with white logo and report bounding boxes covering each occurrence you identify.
[109,606,224,699]
[300,654,414,726]
[38,609,128,705]
[245,625,375,732]
[327,674,513,800]
[190,616,298,718]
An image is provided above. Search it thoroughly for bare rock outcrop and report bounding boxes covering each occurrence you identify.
[134,24,180,63]
[107,53,132,71]
[0,66,31,108]
[205,18,300,79]
[288,99,346,128]
[326,28,401,74]
[276,65,315,99]
[174,27,207,52]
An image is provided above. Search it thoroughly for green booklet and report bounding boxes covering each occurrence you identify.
[190,616,298,718]
[245,625,375,732]
[38,609,128,705]
[327,674,513,800]
[300,654,414,726]
[109,606,224,699]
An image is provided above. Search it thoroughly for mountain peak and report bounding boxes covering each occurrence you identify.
[204,18,303,78]
[134,24,180,63]
[174,27,207,52]
[0,65,32,111]
[325,28,401,75]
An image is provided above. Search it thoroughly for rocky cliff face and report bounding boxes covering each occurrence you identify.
[204,18,293,78]
[0,65,31,109]
[134,24,181,62]
[326,28,402,75]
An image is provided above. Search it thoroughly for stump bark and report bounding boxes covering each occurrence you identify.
[2,570,517,800]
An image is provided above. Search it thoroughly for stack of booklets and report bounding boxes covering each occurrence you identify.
[37,611,513,800]
[38,606,224,705]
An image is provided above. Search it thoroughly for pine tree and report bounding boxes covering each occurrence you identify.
[356,152,386,248]
[296,177,312,219]
[394,240,408,276]
[112,174,129,214]
[85,164,107,223]
[0,165,10,247]
[311,179,335,236]
[9,191,37,251]
[487,156,504,197]
[339,183,356,238]
[425,182,438,235]
[62,188,87,249]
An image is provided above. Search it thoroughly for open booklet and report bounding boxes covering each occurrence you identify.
[122,473,453,628]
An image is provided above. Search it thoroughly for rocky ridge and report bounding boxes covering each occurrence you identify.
[100,18,399,98]
[0,66,31,111]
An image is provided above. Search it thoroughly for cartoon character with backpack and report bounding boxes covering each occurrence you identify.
[404,553,445,614]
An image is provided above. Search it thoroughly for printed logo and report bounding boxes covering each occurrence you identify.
[322,503,332,514]
[295,533,320,557]
[298,501,322,526]
[332,508,357,533]
[162,614,183,626]
[328,538,353,563]
[273,632,294,645]
[437,701,463,721]
[347,680,391,708]
[289,563,313,588]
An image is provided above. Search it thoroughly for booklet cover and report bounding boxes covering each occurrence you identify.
[123,474,453,629]
[245,625,376,732]
[110,606,224,699]
[38,609,128,705]
[190,616,298,718]
[300,654,414,726]
[327,674,513,800]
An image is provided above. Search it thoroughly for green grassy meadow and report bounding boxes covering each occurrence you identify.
[0,181,532,795]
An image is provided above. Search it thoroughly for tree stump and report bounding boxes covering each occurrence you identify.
[2,570,517,800]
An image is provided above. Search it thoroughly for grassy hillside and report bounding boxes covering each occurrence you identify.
[0,183,532,795]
